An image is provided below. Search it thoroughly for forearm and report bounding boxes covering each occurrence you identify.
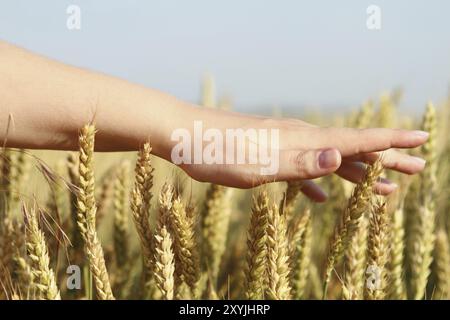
[0,40,202,159]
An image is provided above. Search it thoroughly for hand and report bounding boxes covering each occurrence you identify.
[180,115,428,202]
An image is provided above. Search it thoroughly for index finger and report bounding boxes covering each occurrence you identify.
[311,127,429,157]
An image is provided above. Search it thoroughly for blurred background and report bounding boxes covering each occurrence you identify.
[0,1,449,301]
[1,0,449,116]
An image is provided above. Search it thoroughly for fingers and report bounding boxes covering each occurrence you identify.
[336,162,397,195]
[344,149,426,174]
[313,127,429,157]
[373,181,397,196]
[276,148,342,181]
[299,180,327,202]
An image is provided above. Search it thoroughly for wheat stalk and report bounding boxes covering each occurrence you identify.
[76,124,114,300]
[23,204,60,300]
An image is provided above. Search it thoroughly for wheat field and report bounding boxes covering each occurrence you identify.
[0,81,449,300]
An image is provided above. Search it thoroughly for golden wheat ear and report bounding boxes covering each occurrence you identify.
[388,202,407,300]
[290,209,312,300]
[76,124,114,300]
[130,142,155,295]
[112,161,131,295]
[245,191,269,300]
[364,200,389,300]
[323,160,383,298]
[168,195,200,294]
[201,184,232,287]
[433,230,450,300]
[265,202,291,300]
[343,214,368,300]
[409,102,437,300]
[153,183,176,300]
[22,203,60,300]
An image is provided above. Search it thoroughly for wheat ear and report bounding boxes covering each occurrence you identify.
[113,161,130,293]
[0,217,14,287]
[0,148,12,210]
[279,181,302,216]
[130,143,155,286]
[388,203,406,299]
[364,200,389,300]
[9,149,30,210]
[169,195,200,293]
[323,160,383,298]
[433,230,450,299]
[354,100,374,128]
[76,124,114,300]
[291,209,312,299]
[343,215,368,300]
[410,102,437,300]
[318,175,345,257]
[154,183,175,300]
[113,161,130,267]
[95,168,116,227]
[23,204,60,300]
[8,218,34,296]
[377,93,395,128]
[245,191,269,299]
[67,152,85,267]
[266,203,291,300]
[201,184,232,285]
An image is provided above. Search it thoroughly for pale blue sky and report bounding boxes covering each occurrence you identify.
[1,0,449,114]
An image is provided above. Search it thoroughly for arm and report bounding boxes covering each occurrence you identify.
[0,40,193,156]
[0,40,428,200]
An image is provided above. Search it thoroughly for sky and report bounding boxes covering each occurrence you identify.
[1,0,449,115]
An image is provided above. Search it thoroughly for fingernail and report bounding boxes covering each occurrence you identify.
[319,149,338,169]
[379,177,393,185]
[411,156,426,165]
[378,177,398,188]
[413,130,429,139]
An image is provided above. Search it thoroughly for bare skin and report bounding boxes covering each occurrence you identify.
[0,40,428,202]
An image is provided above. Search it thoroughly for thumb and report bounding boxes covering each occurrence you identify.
[276,148,341,181]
